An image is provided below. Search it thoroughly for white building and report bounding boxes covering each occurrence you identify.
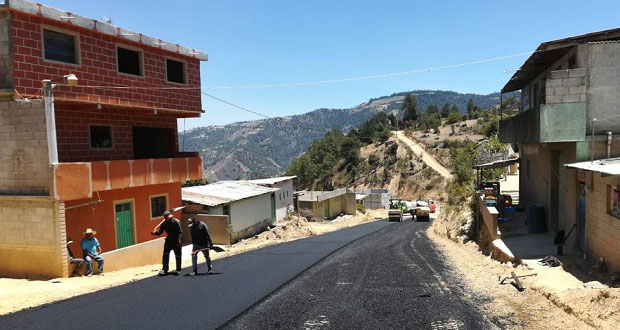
[182,181,278,242]
[248,176,296,222]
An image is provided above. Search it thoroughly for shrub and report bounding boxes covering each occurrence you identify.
[356,203,366,214]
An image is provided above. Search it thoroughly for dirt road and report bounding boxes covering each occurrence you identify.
[395,131,453,179]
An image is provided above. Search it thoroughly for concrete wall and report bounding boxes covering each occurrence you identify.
[0,9,13,91]
[299,193,356,220]
[272,180,294,222]
[545,68,587,104]
[230,193,272,238]
[479,197,498,240]
[179,214,230,245]
[0,100,51,195]
[0,196,67,279]
[586,42,620,134]
[101,237,165,272]
[581,170,620,271]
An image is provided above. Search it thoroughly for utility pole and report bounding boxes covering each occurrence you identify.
[43,79,58,165]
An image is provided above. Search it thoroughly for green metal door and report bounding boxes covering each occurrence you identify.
[115,202,134,248]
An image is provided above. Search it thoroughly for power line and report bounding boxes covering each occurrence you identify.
[204,51,535,90]
[76,50,538,92]
[201,91,270,118]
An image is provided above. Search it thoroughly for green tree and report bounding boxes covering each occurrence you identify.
[450,104,459,114]
[441,102,452,118]
[467,99,480,119]
[401,93,418,125]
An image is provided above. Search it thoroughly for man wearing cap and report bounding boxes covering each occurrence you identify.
[81,228,104,276]
[151,210,183,276]
[66,237,85,277]
[187,217,213,276]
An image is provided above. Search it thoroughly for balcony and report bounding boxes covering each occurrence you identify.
[52,153,203,201]
[499,103,586,143]
[500,68,587,144]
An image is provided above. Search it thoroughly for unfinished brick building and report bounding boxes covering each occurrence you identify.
[0,0,206,278]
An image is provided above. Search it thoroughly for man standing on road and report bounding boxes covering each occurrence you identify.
[187,217,213,276]
[151,210,183,276]
[81,228,104,276]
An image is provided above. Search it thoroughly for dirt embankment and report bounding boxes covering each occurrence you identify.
[429,223,620,329]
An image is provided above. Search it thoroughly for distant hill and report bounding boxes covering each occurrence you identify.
[180,90,505,180]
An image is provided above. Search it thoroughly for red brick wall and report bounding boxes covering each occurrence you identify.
[55,106,179,162]
[10,11,202,113]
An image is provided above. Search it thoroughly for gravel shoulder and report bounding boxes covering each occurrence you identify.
[428,225,619,329]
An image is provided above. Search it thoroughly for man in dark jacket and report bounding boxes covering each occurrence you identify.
[151,210,183,276]
[187,217,213,276]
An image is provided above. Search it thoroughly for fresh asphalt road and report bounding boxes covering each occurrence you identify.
[1,220,391,330]
[224,218,492,330]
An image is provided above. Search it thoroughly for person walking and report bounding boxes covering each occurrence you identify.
[151,210,183,276]
[81,228,104,276]
[187,217,213,276]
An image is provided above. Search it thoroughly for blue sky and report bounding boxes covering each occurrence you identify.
[42,1,620,129]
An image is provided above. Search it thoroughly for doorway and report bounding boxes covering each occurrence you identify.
[115,201,135,249]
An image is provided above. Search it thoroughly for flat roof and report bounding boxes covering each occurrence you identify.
[182,181,277,207]
[565,158,620,176]
[247,176,297,185]
[4,0,208,61]
[298,188,349,202]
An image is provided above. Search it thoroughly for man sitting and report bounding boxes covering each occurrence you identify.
[66,237,84,276]
[81,228,104,277]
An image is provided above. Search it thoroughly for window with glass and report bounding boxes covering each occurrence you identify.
[43,29,78,64]
[150,195,167,218]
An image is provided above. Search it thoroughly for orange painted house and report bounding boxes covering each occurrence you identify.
[0,0,205,278]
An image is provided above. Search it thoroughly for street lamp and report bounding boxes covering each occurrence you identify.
[42,74,78,165]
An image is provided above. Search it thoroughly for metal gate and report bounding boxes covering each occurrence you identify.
[115,202,134,249]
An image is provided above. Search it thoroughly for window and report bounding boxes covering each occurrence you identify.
[89,125,112,149]
[150,195,167,218]
[43,29,78,64]
[568,55,577,69]
[223,205,230,216]
[117,46,142,76]
[166,58,186,83]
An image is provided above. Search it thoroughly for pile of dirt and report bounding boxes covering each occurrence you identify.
[254,215,316,242]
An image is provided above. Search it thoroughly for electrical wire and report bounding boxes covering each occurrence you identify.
[201,91,270,118]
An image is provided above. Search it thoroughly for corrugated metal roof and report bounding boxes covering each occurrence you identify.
[182,181,278,207]
[565,158,620,176]
[247,176,297,185]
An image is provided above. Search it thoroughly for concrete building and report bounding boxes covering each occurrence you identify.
[565,159,620,271]
[182,181,278,243]
[248,176,296,222]
[298,189,356,220]
[499,28,620,261]
[357,188,391,210]
[0,0,206,278]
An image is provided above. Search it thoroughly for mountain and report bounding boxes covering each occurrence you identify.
[180,90,504,180]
